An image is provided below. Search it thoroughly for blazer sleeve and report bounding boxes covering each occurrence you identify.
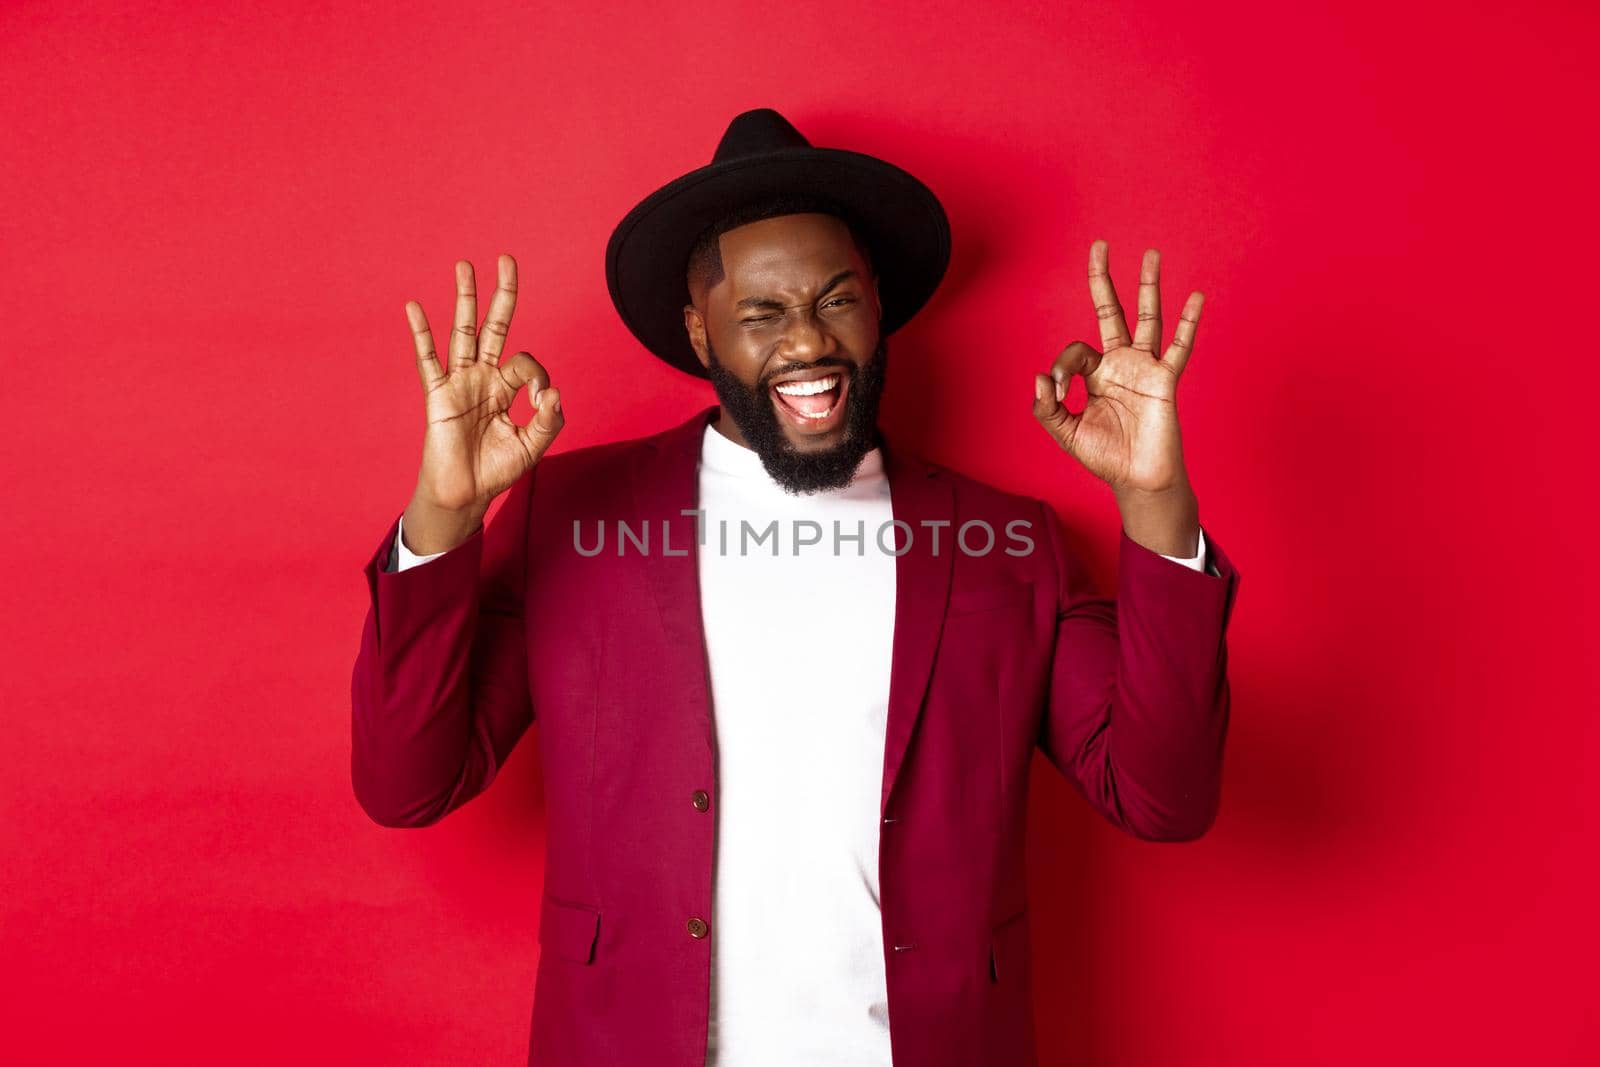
[1035,499,1241,842]
[350,469,536,828]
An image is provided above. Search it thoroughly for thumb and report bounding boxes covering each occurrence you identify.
[1032,373,1079,452]
[520,384,565,461]
[498,351,564,463]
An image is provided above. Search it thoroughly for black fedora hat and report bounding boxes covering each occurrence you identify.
[605,107,951,378]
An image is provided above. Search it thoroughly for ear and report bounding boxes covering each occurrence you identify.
[683,303,711,371]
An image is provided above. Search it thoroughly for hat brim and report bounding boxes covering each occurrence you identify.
[605,146,950,378]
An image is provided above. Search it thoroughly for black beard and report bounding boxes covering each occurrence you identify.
[704,336,889,494]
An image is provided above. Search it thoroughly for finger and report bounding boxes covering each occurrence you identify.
[1163,291,1204,376]
[1088,240,1131,352]
[477,254,518,365]
[1133,248,1161,353]
[518,384,565,461]
[1048,340,1103,402]
[405,300,446,390]
[448,260,479,370]
[1032,373,1079,452]
[497,351,550,408]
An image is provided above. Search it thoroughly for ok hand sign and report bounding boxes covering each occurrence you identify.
[1032,241,1203,494]
[405,254,565,517]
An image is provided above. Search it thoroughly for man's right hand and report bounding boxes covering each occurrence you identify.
[399,254,565,556]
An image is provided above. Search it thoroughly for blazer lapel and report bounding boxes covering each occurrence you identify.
[879,437,955,818]
[628,407,955,806]
[630,405,721,755]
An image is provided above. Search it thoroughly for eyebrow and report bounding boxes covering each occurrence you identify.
[734,270,858,312]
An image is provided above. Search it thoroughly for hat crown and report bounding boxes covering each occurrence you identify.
[711,108,812,163]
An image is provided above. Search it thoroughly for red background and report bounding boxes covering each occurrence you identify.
[3,1,1595,1063]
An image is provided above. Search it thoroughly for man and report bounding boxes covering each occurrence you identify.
[351,107,1240,1067]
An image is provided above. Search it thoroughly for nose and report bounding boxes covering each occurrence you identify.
[776,306,833,361]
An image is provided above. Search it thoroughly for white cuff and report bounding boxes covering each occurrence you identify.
[1157,526,1210,574]
[393,513,448,572]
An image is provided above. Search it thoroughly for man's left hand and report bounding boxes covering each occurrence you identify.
[1033,240,1206,558]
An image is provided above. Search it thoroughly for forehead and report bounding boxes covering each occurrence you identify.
[714,212,862,287]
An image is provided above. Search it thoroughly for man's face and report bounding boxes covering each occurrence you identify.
[684,212,887,493]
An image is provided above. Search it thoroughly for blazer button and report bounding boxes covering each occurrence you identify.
[686,917,709,939]
[691,789,710,812]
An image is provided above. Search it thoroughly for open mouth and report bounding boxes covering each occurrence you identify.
[770,372,848,433]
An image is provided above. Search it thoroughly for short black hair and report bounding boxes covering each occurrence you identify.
[684,193,875,305]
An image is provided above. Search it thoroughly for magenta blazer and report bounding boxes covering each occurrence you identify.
[351,404,1240,1066]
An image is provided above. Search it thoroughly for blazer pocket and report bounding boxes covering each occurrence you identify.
[988,906,1029,984]
[948,581,1033,619]
[539,892,600,965]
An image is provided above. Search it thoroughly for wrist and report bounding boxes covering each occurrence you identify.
[401,493,488,556]
[1112,478,1193,507]
[1113,479,1200,558]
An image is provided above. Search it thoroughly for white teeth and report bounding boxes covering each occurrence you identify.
[773,375,839,397]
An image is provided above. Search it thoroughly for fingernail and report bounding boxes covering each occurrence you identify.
[1034,377,1045,401]
[553,397,562,413]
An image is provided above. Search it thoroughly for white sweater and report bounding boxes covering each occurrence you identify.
[390,424,1207,1064]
